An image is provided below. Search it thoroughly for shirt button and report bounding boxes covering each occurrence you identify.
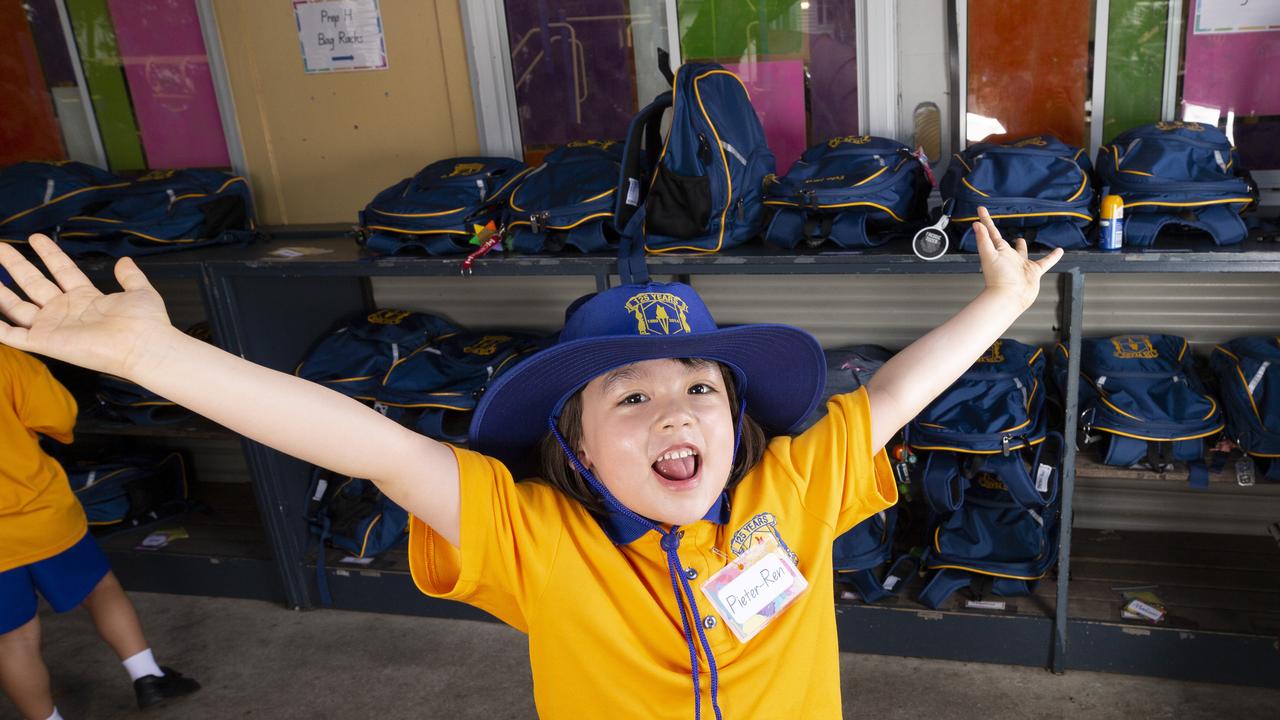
[685,567,698,580]
[703,615,717,630]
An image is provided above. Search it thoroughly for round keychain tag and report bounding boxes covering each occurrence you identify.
[912,219,949,261]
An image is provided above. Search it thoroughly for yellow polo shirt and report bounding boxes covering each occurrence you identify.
[0,346,84,573]
[409,387,895,719]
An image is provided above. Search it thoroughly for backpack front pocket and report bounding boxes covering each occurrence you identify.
[645,164,712,238]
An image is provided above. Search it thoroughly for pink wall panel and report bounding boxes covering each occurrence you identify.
[723,60,807,176]
[107,0,229,168]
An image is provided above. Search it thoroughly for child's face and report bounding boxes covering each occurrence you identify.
[577,358,735,527]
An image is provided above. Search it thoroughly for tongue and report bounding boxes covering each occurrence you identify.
[653,455,697,481]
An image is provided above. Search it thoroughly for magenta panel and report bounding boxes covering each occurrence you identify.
[723,60,806,176]
[107,0,230,168]
[1183,0,1280,116]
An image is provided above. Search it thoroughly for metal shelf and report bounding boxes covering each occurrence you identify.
[76,416,238,441]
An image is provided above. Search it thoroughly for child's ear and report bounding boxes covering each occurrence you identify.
[577,446,593,471]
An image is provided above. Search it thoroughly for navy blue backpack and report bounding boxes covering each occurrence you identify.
[763,136,930,249]
[379,331,544,442]
[614,62,775,255]
[504,141,622,253]
[909,339,1062,609]
[306,469,409,605]
[360,157,529,256]
[295,310,462,401]
[56,169,254,257]
[64,452,190,530]
[940,136,1094,251]
[1096,122,1255,247]
[0,161,127,239]
[1053,334,1224,487]
[1210,337,1280,483]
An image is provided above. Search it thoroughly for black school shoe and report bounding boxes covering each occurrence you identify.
[134,667,201,710]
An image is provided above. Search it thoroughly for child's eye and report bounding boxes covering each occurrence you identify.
[689,383,715,395]
[621,393,647,405]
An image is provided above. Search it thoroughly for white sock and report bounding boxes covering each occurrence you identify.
[45,708,64,720]
[122,648,164,681]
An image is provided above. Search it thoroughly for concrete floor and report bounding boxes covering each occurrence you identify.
[8,592,1278,720]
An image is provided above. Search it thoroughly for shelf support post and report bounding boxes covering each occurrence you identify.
[1052,267,1085,673]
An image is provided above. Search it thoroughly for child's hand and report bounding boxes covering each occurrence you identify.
[0,234,173,377]
[973,206,1064,310]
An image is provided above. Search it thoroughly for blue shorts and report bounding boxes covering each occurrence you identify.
[0,532,111,634]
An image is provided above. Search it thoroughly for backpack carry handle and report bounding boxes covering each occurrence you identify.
[657,48,674,85]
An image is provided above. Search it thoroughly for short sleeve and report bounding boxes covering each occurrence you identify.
[6,349,77,444]
[767,387,896,534]
[407,445,566,632]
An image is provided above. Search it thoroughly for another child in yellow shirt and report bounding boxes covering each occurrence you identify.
[0,345,200,720]
[0,209,1060,718]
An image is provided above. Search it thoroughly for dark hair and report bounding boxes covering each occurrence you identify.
[537,359,767,516]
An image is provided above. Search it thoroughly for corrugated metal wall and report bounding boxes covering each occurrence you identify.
[373,273,1280,536]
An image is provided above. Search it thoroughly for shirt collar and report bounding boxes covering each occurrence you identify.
[598,491,731,545]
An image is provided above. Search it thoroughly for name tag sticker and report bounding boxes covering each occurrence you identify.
[701,535,807,643]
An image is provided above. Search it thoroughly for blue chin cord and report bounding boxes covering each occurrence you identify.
[546,396,745,720]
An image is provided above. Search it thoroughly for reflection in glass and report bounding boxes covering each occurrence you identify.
[966,0,1090,147]
[677,0,858,174]
[504,1,671,165]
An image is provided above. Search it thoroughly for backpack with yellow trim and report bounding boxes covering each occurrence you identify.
[360,157,527,256]
[762,135,930,250]
[56,169,255,257]
[502,141,622,253]
[1052,334,1224,487]
[1095,122,1256,247]
[0,161,126,240]
[614,60,775,255]
[1210,336,1280,483]
[940,135,1095,251]
[908,339,1063,609]
[306,469,408,605]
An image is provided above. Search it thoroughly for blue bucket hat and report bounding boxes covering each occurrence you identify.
[469,281,827,477]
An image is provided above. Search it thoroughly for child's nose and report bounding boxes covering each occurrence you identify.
[655,399,696,430]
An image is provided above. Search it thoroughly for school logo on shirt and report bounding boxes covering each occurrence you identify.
[731,512,798,563]
[625,292,691,336]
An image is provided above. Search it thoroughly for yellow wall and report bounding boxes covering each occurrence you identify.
[212,0,478,225]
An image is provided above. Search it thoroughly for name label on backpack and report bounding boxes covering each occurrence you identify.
[701,535,808,643]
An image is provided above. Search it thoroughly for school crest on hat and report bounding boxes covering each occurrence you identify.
[625,291,691,336]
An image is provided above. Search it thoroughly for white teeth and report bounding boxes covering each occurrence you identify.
[657,449,697,462]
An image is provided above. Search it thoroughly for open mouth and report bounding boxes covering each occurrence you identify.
[652,446,701,483]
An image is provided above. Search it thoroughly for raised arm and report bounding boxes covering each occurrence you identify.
[864,207,1064,452]
[0,236,461,546]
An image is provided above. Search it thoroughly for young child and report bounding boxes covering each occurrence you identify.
[0,345,201,719]
[0,208,1060,718]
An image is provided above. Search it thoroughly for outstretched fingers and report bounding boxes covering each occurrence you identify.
[113,256,156,294]
[0,241,63,307]
[29,234,95,293]
[975,207,1010,250]
[0,319,30,350]
[1035,247,1065,274]
[0,281,38,327]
